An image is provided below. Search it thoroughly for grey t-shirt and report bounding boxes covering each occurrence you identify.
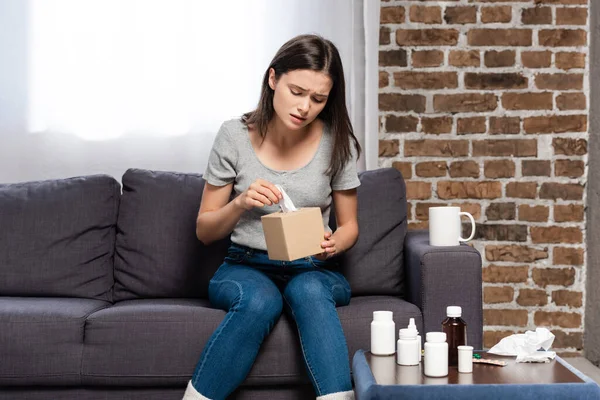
[203,118,361,250]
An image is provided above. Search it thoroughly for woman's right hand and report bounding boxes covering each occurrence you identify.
[235,179,283,211]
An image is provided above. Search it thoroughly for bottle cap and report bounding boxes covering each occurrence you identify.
[426,332,447,343]
[373,311,393,321]
[408,318,419,334]
[447,306,462,317]
[399,328,417,340]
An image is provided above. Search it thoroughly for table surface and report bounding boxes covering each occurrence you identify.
[365,351,585,386]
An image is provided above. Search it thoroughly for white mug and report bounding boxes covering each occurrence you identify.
[429,206,476,246]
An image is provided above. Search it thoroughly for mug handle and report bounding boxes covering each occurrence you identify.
[458,212,476,242]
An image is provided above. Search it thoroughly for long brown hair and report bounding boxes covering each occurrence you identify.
[242,34,361,178]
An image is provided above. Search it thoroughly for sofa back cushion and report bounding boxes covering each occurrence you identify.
[0,175,119,301]
[113,169,230,301]
[335,168,407,296]
[113,168,407,301]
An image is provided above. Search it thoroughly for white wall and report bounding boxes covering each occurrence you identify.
[0,0,360,183]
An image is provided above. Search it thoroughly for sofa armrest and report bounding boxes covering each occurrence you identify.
[404,230,483,349]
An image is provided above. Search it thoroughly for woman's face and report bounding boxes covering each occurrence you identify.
[268,68,333,131]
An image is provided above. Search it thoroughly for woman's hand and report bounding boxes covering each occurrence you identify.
[234,179,282,211]
[314,231,336,260]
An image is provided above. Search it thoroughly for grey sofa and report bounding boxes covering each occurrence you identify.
[0,167,482,400]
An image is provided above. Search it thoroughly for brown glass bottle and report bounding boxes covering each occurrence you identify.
[442,306,467,366]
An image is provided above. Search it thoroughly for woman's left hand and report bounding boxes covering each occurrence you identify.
[314,232,336,260]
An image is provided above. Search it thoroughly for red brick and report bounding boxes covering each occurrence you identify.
[445,6,477,24]
[410,5,442,24]
[421,117,453,134]
[484,50,516,68]
[484,286,514,304]
[524,115,587,133]
[406,181,432,200]
[465,73,527,90]
[540,183,584,200]
[385,115,418,133]
[481,6,512,23]
[556,52,586,70]
[397,29,459,46]
[555,160,584,178]
[473,140,537,157]
[556,7,588,25]
[458,117,486,134]
[533,267,576,288]
[502,92,553,110]
[484,160,515,178]
[484,309,528,327]
[412,50,444,67]
[468,29,532,46]
[449,50,480,67]
[489,117,520,134]
[553,138,587,156]
[379,71,389,88]
[471,224,528,242]
[434,94,497,112]
[557,93,586,110]
[552,290,583,308]
[380,50,408,67]
[392,162,412,180]
[393,72,458,89]
[535,74,583,90]
[553,330,583,350]
[405,140,469,157]
[539,29,587,47]
[379,94,426,112]
[522,7,552,24]
[437,181,502,200]
[506,182,537,199]
[449,161,480,178]
[521,51,552,68]
[553,247,584,266]
[381,6,405,23]
[518,205,549,222]
[416,161,447,177]
[534,311,581,328]
[531,226,582,244]
[484,330,515,350]
[486,246,548,263]
[486,203,516,221]
[517,289,548,306]
[522,160,551,176]
[379,140,399,157]
[380,27,391,45]
[554,204,584,222]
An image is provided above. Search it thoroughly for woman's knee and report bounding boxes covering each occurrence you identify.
[239,290,283,323]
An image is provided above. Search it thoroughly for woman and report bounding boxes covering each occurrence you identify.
[184,34,361,400]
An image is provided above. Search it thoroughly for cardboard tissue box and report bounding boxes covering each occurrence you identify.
[261,185,325,261]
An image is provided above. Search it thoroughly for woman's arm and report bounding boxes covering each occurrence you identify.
[318,188,359,258]
[196,183,245,245]
[196,180,282,245]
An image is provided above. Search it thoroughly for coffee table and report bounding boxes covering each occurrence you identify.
[352,349,600,399]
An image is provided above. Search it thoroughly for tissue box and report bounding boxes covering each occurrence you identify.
[261,207,325,261]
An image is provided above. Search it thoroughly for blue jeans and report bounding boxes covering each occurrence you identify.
[190,244,352,399]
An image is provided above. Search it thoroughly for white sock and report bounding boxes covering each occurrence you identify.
[182,381,212,400]
[316,389,355,400]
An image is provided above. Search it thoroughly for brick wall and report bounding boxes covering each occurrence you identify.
[378,0,589,355]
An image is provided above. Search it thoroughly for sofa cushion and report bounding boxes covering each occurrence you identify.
[336,168,407,296]
[113,169,230,301]
[0,175,120,300]
[0,297,110,386]
[80,297,421,386]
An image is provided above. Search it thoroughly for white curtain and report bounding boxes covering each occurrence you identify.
[0,0,379,183]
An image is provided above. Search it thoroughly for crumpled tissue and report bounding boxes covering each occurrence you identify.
[487,327,556,363]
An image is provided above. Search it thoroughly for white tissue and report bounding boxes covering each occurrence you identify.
[488,328,556,363]
[275,184,297,213]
